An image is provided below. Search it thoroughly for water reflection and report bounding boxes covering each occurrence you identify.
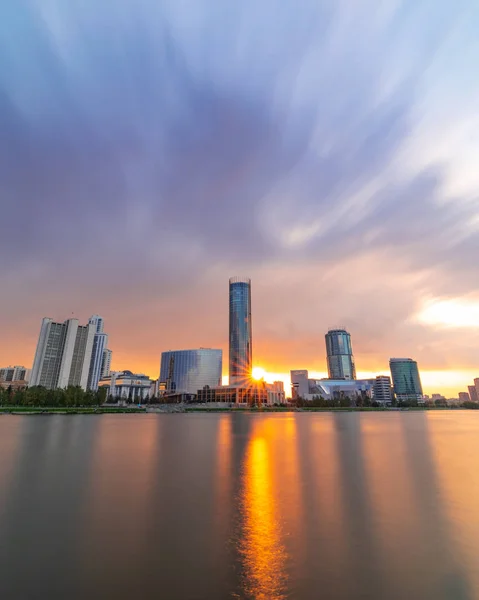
[238,420,288,599]
[0,413,479,599]
[427,412,479,598]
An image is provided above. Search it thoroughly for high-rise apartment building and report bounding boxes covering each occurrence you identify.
[30,318,95,390]
[159,349,222,395]
[229,277,252,386]
[101,348,112,378]
[87,315,109,391]
[389,358,423,402]
[373,375,392,405]
[459,392,470,403]
[0,366,27,382]
[325,328,356,380]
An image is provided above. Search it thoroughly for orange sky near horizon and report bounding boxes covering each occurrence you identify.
[3,336,476,398]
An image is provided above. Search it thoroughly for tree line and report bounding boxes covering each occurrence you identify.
[0,385,107,407]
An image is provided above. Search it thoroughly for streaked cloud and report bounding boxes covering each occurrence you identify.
[1,0,479,395]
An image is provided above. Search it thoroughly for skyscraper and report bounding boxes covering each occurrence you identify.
[229,277,252,386]
[159,349,222,394]
[101,348,113,378]
[87,315,109,391]
[30,317,95,390]
[325,328,356,380]
[389,358,423,402]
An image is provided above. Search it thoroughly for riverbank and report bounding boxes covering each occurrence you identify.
[0,406,147,415]
[0,405,466,414]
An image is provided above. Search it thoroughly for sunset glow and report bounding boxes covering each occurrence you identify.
[1,1,479,400]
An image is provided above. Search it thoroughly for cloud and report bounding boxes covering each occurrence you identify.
[1,0,479,392]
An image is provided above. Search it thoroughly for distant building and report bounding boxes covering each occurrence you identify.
[229,277,252,386]
[389,358,423,402]
[474,379,479,403]
[86,315,109,391]
[159,349,222,395]
[30,318,95,390]
[101,349,112,378]
[197,380,283,405]
[468,385,478,402]
[458,392,470,403]
[0,366,27,382]
[325,328,356,380]
[374,375,392,405]
[290,369,374,402]
[98,370,152,402]
[291,370,310,399]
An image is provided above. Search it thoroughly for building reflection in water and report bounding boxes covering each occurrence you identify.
[427,412,479,598]
[238,419,288,600]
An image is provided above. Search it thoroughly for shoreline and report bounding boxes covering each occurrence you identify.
[0,405,471,415]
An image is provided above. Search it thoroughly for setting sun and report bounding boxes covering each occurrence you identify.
[252,367,266,381]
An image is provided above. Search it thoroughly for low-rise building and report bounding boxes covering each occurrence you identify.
[290,370,375,402]
[197,380,284,405]
[98,370,153,402]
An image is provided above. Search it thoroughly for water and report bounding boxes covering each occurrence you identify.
[0,412,478,599]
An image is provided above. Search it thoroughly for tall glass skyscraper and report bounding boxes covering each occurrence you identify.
[159,349,222,395]
[389,358,423,401]
[325,328,356,380]
[229,277,252,386]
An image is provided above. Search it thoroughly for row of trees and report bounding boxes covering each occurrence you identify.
[0,385,107,407]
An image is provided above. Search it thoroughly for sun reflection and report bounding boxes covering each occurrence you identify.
[239,433,288,600]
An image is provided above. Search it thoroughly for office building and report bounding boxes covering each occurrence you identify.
[86,315,109,391]
[459,392,470,403]
[229,277,252,385]
[159,349,222,395]
[99,370,152,402]
[325,328,356,380]
[291,370,310,399]
[101,349,113,378]
[468,385,478,402]
[389,358,423,402]
[30,317,95,390]
[374,375,392,405]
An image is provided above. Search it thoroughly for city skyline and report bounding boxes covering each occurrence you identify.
[2,1,479,397]
[11,299,473,399]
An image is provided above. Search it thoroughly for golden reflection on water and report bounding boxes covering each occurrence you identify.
[215,415,232,536]
[239,423,288,600]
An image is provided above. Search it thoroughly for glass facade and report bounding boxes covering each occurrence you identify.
[389,358,423,401]
[159,349,222,395]
[229,277,252,385]
[325,329,356,380]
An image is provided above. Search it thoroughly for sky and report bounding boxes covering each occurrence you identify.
[1,0,479,397]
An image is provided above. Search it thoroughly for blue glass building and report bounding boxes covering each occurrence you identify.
[325,328,356,380]
[159,349,222,395]
[389,358,423,402]
[229,277,252,386]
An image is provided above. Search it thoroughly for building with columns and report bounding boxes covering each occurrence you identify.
[98,370,153,402]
